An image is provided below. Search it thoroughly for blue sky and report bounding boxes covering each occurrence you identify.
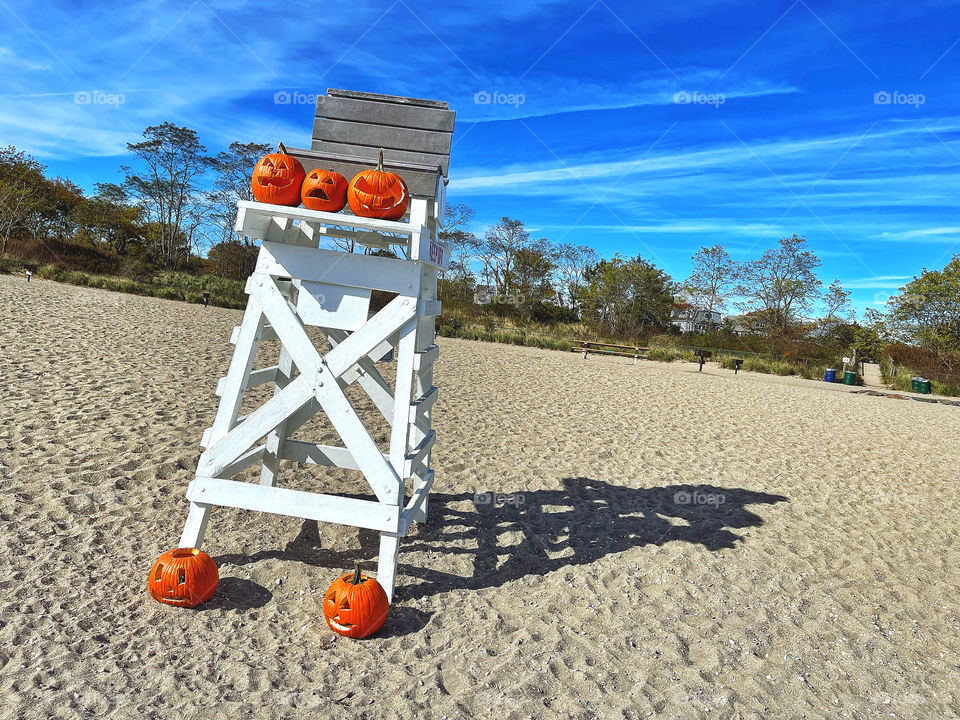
[2,0,960,315]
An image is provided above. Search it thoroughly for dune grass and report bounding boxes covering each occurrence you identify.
[14,263,248,309]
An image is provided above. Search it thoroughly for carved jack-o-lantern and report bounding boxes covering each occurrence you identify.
[301,168,348,212]
[323,562,389,638]
[147,548,218,608]
[251,143,305,206]
[347,149,409,220]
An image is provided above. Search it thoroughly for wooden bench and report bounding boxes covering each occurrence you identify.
[572,340,650,360]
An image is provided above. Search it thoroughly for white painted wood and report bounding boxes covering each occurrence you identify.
[323,295,417,378]
[249,275,322,375]
[413,344,439,370]
[409,385,438,423]
[280,440,395,471]
[261,326,279,343]
[264,215,291,244]
[326,328,396,424]
[315,372,402,504]
[198,376,315,477]
[404,430,436,478]
[399,469,435,534]
[208,301,265,448]
[411,263,438,523]
[377,532,402,601]
[219,444,267,479]
[410,231,450,271]
[417,298,443,317]
[190,477,400,533]
[237,200,430,240]
[179,501,211,548]
[296,281,371,330]
[260,343,294,487]
[389,319,419,475]
[249,365,280,388]
[434,170,447,222]
[257,242,422,295]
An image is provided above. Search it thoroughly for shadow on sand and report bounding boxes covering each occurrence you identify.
[213,477,787,604]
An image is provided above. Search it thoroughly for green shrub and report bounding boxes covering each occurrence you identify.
[647,346,685,362]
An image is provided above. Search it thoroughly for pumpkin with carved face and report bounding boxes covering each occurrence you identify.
[251,143,305,206]
[347,149,409,220]
[323,562,389,638]
[148,548,218,608]
[301,168,348,212]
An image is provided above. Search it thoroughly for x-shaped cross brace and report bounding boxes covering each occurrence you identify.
[196,274,418,505]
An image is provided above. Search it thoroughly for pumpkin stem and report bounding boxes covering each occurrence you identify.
[278,141,288,155]
[351,560,363,585]
[377,148,384,171]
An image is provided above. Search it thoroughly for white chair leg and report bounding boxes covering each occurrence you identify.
[179,502,211,548]
[377,532,401,601]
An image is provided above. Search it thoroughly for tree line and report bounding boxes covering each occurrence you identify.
[2,122,958,365]
[0,123,267,279]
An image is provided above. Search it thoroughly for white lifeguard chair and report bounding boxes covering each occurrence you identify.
[176,89,454,600]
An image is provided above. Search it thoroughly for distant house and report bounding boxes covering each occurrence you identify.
[473,284,497,305]
[671,303,722,333]
[725,312,767,336]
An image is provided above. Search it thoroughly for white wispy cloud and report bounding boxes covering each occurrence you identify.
[876,227,960,242]
[458,72,798,123]
[0,46,50,71]
[841,275,912,289]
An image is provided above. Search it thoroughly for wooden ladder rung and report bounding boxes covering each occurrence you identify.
[404,430,436,476]
[409,386,438,422]
[414,344,439,370]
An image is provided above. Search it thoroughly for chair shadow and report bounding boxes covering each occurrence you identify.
[213,477,787,603]
[196,577,273,611]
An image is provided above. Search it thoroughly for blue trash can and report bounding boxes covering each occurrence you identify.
[824,368,836,383]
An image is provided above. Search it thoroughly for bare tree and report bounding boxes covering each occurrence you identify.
[438,202,475,237]
[555,242,598,310]
[822,279,853,321]
[209,141,270,244]
[736,234,822,331]
[0,146,46,253]
[683,244,738,318]
[481,216,531,296]
[122,123,213,269]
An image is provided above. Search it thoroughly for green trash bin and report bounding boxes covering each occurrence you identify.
[911,376,923,392]
[918,378,932,394]
[843,370,857,385]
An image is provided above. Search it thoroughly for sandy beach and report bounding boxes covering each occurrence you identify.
[2,273,959,719]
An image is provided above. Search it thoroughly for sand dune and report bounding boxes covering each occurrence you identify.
[1,274,959,719]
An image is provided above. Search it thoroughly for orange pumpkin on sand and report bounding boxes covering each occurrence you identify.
[148,548,218,608]
[323,561,389,638]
